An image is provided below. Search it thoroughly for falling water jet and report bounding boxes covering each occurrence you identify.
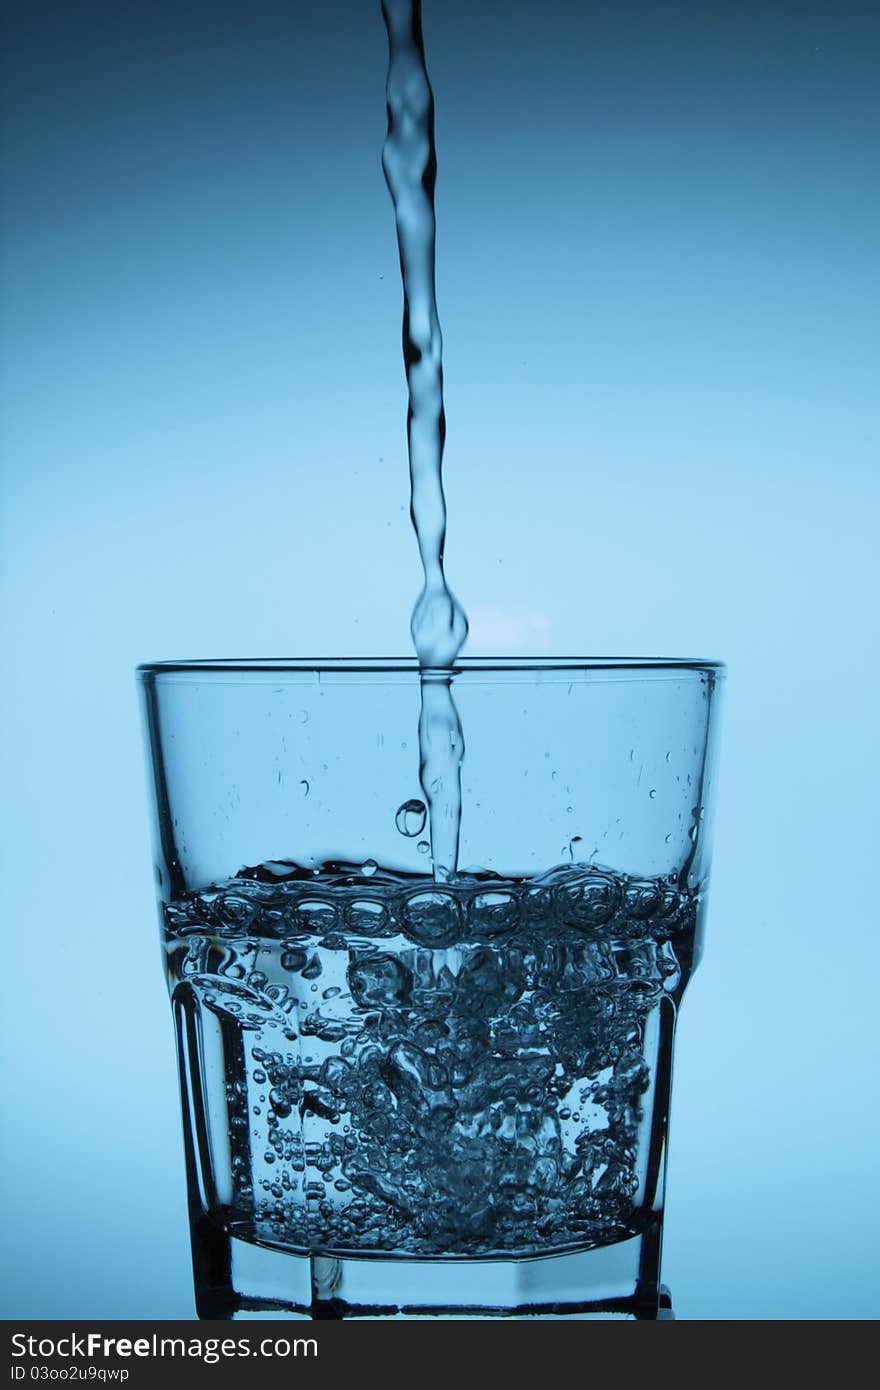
[381,0,468,878]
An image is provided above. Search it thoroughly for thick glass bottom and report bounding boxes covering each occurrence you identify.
[190,1215,670,1319]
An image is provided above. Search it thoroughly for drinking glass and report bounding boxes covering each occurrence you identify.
[137,657,723,1319]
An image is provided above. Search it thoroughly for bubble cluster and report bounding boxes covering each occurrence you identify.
[164,859,699,1259]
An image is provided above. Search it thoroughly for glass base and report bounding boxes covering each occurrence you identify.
[190,1215,670,1320]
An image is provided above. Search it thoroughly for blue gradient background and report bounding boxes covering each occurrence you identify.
[2,0,877,1319]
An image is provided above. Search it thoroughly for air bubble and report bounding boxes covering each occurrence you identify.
[469,891,518,938]
[345,899,389,934]
[296,900,337,933]
[360,859,378,877]
[214,893,262,933]
[624,880,662,920]
[269,1088,293,1118]
[348,954,413,1008]
[301,955,323,980]
[557,872,621,930]
[402,890,462,947]
[395,799,427,837]
[417,840,430,855]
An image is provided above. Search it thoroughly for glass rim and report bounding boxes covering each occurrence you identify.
[137,656,725,679]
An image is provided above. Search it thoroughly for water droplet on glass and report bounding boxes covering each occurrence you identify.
[395,798,427,837]
[360,859,378,877]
